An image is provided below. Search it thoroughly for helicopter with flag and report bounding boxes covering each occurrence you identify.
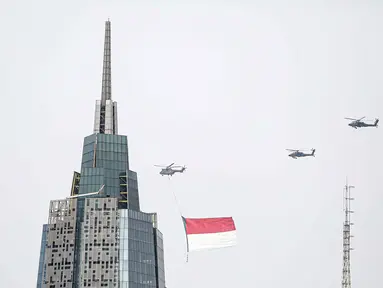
[155,163,187,176]
[155,165,237,260]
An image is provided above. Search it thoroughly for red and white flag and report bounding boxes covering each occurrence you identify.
[182,216,237,252]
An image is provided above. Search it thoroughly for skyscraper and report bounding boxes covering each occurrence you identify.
[36,20,165,288]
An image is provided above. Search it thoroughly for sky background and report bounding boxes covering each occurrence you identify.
[1,1,383,287]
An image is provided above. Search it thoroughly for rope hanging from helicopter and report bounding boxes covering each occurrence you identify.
[155,162,189,261]
[154,162,187,217]
[167,175,183,217]
[168,177,191,263]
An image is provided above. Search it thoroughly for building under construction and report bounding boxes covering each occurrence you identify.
[36,20,166,288]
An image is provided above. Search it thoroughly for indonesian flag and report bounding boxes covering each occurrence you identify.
[182,216,237,252]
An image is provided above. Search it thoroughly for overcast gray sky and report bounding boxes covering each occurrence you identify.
[1,1,383,287]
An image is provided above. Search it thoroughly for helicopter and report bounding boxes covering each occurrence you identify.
[286,148,315,159]
[154,163,187,176]
[344,117,379,129]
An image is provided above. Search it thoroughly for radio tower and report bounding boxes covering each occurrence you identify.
[342,180,354,288]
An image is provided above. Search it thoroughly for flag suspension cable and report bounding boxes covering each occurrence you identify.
[168,177,183,217]
[167,178,189,262]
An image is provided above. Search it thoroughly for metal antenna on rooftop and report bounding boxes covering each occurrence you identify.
[101,20,112,105]
[342,179,354,288]
[93,19,118,135]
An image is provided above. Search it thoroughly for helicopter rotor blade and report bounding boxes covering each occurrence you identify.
[358,116,365,121]
[345,117,357,121]
[166,163,175,169]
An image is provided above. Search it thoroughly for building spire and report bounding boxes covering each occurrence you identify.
[93,19,118,135]
[101,20,112,104]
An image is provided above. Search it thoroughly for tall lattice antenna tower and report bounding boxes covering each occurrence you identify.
[342,180,354,288]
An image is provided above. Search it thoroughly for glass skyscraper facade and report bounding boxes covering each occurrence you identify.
[36,224,48,288]
[36,20,165,288]
[119,210,165,288]
[79,133,139,210]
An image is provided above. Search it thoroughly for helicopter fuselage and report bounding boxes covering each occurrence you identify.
[288,149,315,159]
[160,169,175,176]
[348,119,379,128]
[349,122,374,128]
[289,152,310,158]
[160,167,186,176]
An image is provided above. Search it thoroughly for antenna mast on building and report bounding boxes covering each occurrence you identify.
[342,180,354,288]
